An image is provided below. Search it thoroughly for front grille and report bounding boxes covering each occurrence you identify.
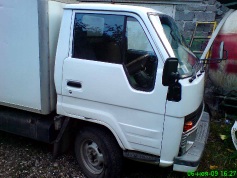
[184,102,203,127]
[180,134,188,149]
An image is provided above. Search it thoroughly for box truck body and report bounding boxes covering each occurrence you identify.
[0,0,64,114]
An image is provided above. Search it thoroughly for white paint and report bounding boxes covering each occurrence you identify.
[48,1,66,111]
[53,2,208,172]
[221,10,237,33]
[0,0,41,110]
[128,4,175,18]
[55,7,169,155]
[0,0,65,113]
[231,121,237,150]
[166,72,205,117]
[54,4,207,168]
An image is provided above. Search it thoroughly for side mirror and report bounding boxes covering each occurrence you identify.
[219,41,224,59]
[219,41,228,60]
[201,41,228,64]
[162,58,179,86]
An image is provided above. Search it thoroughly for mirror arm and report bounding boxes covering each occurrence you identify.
[171,72,180,81]
[224,49,228,60]
[199,58,227,64]
[200,41,228,64]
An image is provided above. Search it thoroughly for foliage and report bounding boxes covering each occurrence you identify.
[198,114,237,176]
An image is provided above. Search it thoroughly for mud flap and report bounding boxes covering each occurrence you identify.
[53,117,72,159]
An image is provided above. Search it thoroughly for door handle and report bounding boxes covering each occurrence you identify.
[67,81,82,88]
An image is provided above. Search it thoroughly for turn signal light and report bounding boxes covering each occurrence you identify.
[183,121,193,132]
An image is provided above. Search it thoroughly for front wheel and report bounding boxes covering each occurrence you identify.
[75,127,123,178]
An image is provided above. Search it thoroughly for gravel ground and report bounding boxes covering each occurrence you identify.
[0,131,85,178]
[0,131,187,178]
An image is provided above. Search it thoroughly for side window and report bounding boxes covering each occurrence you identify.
[124,17,158,91]
[72,13,124,64]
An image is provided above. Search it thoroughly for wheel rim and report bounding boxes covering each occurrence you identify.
[80,139,104,174]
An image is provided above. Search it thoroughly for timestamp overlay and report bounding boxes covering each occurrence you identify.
[187,170,236,177]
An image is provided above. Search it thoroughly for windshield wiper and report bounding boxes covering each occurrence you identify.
[189,59,204,83]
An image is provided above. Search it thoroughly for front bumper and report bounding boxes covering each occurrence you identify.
[173,111,210,172]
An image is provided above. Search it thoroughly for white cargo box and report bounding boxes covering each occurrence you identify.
[0,0,65,114]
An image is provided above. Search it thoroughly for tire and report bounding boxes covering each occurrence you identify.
[75,126,123,178]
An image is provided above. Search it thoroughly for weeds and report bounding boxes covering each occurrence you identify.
[199,114,237,175]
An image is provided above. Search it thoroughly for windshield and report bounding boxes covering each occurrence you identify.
[149,14,199,77]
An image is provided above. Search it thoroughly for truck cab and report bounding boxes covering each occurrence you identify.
[0,1,209,177]
[54,3,209,177]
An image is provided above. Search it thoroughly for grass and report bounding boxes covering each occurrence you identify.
[167,114,237,178]
[198,113,237,176]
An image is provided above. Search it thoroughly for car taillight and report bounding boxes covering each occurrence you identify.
[183,121,193,132]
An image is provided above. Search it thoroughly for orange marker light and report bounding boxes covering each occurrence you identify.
[183,121,193,132]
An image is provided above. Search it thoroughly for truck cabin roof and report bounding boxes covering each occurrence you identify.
[65,3,161,15]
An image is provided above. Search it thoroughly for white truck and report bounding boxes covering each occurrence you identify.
[0,0,210,177]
